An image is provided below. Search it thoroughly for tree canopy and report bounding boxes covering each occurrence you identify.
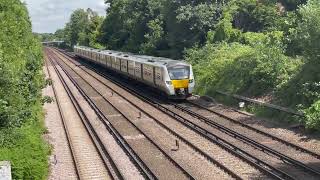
[62,8,104,48]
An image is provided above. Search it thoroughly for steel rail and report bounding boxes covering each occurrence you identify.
[49,48,193,179]
[187,100,320,160]
[53,48,296,180]
[171,102,320,177]
[55,54,195,180]
[62,48,320,177]
[44,54,81,180]
[51,48,244,180]
[47,50,123,180]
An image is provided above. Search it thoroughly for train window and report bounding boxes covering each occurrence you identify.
[167,66,190,80]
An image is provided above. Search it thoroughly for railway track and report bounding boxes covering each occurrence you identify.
[51,47,319,179]
[47,49,162,179]
[49,48,258,179]
[45,56,80,180]
[46,51,119,179]
[162,101,320,178]
[51,48,301,179]
[57,50,319,161]
[186,100,320,159]
[46,48,210,179]
[174,101,320,168]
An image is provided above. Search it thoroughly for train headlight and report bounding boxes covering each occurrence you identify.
[166,81,172,85]
[189,79,194,83]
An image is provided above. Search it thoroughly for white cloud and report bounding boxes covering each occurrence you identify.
[24,0,106,33]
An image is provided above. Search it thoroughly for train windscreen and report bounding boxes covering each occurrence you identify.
[168,66,190,80]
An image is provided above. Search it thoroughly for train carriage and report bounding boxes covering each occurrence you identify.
[74,46,195,99]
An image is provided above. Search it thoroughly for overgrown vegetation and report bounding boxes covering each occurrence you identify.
[185,0,320,130]
[0,0,49,178]
[52,0,319,130]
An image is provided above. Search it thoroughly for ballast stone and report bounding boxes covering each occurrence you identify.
[0,161,11,180]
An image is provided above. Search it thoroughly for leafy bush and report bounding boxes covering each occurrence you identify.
[295,0,320,58]
[186,32,301,97]
[186,42,253,95]
[304,100,320,129]
[0,0,49,178]
[0,102,50,179]
[277,0,320,126]
[186,0,320,130]
[0,0,44,128]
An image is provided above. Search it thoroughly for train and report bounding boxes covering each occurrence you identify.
[74,46,195,99]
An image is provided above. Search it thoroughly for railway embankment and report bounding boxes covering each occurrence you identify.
[184,1,320,132]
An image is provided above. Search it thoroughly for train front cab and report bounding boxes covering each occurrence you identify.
[166,64,194,99]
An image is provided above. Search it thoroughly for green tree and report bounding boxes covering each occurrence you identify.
[100,0,229,58]
[64,9,89,46]
[295,0,320,58]
[280,0,307,11]
[62,8,104,48]
[0,0,49,178]
[54,29,66,40]
[0,0,43,127]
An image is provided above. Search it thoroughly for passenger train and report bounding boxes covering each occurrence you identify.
[74,46,195,99]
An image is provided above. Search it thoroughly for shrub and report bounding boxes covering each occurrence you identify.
[304,100,320,130]
[186,42,254,95]
[296,0,320,58]
[0,0,49,178]
[0,0,44,128]
[186,36,301,96]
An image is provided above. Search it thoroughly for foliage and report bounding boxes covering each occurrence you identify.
[277,0,320,129]
[99,0,227,58]
[304,100,320,129]
[0,0,49,178]
[64,9,89,46]
[59,8,105,49]
[186,39,301,96]
[186,42,253,95]
[295,0,320,58]
[0,0,44,127]
[280,0,307,11]
[231,0,283,32]
[0,102,50,179]
[186,0,320,130]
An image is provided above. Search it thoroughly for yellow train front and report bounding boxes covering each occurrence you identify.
[74,46,195,99]
[161,62,195,99]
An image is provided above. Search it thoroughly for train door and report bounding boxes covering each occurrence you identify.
[143,64,154,85]
[155,67,163,86]
[128,60,135,76]
[135,62,142,79]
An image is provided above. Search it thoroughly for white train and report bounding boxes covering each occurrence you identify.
[74,46,195,99]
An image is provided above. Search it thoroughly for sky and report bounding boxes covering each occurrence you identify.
[24,0,106,33]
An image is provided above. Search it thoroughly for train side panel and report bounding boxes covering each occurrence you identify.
[128,60,135,76]
[120,57,128,74]
[142,64,155,86]
[106,53,112,67]
[114,57,121,71]
[134,62,142,79]
[154,66,163,87]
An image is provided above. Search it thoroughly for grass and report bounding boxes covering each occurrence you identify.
[0,100,50,180]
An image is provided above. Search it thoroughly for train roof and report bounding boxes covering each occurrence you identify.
[74,46,190,67]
